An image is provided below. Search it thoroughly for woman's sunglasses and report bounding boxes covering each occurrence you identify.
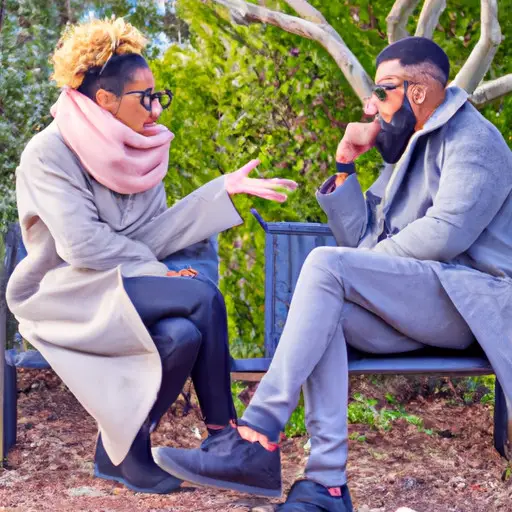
[124,88,173,112]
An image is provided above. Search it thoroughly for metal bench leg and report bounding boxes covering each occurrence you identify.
[494,378,510,459]
[0,264,6,467]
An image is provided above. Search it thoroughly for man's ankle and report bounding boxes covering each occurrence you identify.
[237,425,279,452]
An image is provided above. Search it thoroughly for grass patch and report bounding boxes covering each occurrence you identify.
[348,393,432,434]
[231,383,433,439]
[461,375,495,405]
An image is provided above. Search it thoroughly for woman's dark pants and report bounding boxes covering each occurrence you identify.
[93,273,235,493]
[123,274,236,426]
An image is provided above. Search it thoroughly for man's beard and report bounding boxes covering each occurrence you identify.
[374,82,417,164]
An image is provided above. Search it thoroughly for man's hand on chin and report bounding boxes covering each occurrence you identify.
[336,118,381,164]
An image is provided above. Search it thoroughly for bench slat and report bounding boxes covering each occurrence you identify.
[232,356,494,376]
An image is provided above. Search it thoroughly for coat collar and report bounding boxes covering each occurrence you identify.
[381,86,469,215]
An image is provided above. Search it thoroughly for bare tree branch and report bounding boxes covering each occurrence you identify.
[209,0,373,101]
[386,0,421,43]
[470,74,512,105]
[282,0,327,24]
[415,0,446,39]
[66,0,73,24]
[452,0,501,94]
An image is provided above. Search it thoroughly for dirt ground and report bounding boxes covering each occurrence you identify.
[1,370,511,512]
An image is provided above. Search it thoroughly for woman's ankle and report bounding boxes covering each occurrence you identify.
[206,424,228,437]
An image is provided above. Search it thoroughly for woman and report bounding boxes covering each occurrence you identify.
[6,18,296,494]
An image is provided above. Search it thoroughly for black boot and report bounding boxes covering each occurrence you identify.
[94,420,182,494]
[94,317,201,494]
[147,317,202,432]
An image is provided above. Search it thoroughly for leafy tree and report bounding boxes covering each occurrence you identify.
[0,0,185,228]
[152,0,511,356]
[2,0,511,357]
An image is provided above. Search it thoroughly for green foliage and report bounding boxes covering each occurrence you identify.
[285,395,307,438]
[348,393,432,434]
[461,375,496,405]
[0,0,187,231]
[0,0,62,228]
[348,432,367,443]
[151,0,512,356]
[231,383,307,437]
[231,381,248,419]
[2,0,512,358]
[154,0,387,354]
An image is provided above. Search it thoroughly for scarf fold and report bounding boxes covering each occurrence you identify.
[51,88,174,194]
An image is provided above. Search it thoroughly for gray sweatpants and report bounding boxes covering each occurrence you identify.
[240,246,474,487]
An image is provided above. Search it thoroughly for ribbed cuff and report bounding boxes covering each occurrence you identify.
[335,161,356,175]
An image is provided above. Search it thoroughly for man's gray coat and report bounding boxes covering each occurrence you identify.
[317,86,512,413]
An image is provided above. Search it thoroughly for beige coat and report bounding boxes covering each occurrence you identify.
[6,122,243,464]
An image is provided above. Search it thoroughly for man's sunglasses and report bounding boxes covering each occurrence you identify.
[124,88,173,112]
[372,80,409,101]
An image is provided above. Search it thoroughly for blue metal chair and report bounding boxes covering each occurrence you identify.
[0,224,210,464]
[230,210,509,459]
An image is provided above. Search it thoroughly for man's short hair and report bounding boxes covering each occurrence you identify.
[376,36,450,86]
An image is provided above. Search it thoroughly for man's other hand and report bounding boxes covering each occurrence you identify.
[336,119,381,163]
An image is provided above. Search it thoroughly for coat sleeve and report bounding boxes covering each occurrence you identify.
[315,174,368,247]
[374,128,512,261]
[130,176,243,260]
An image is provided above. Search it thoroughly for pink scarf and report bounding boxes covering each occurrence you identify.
[51,88,174,194]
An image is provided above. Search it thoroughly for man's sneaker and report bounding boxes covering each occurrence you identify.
[276,479,353,511]
[153,426,282,497]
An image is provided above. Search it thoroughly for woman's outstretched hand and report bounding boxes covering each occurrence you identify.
[225,159,297,203]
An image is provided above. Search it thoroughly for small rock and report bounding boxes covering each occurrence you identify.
[448,475,466,489]
[46,413,58,421]
[438,429,456,438]
[386,472,396,484]
[66,486,107,497]
[401,477,418,490]
[303,438,311,452]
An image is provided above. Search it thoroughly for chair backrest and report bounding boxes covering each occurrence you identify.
[252,210,337,358]
[252,210,487,362]
[2,224,27,351]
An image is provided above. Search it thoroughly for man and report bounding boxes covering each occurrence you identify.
[153,37,512,511]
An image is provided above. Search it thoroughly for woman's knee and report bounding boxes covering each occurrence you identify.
[192,276,226,310]
[151,317,202,355]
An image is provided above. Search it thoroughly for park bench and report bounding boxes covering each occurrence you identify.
[1,216,509,465]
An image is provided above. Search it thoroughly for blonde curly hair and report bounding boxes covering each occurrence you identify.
[51,17,148,89]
